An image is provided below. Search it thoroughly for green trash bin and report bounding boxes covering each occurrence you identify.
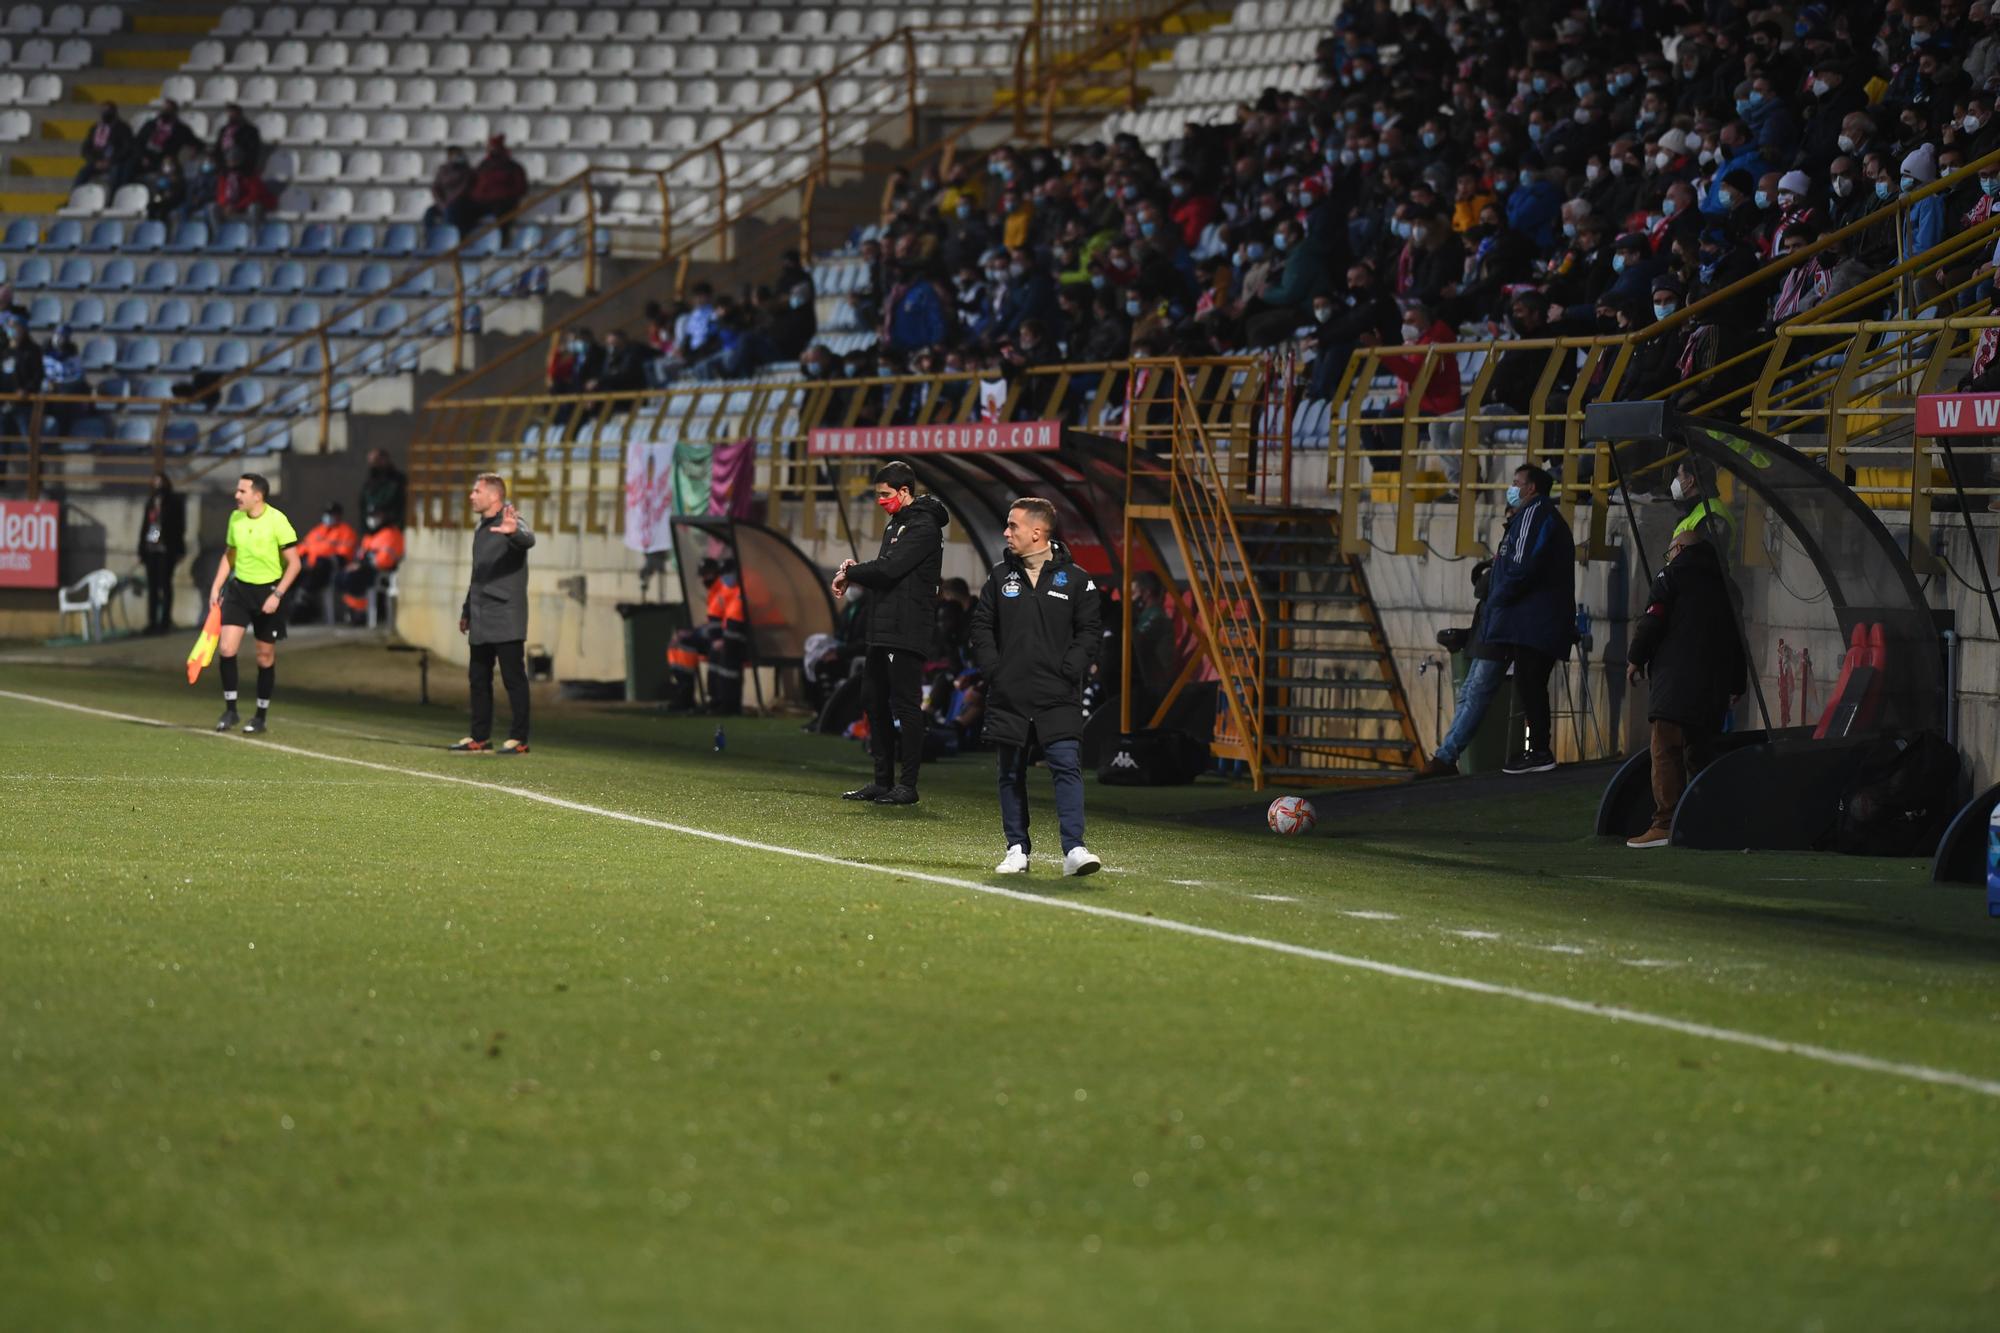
[617,602,688,702]
[1450,648,1517,775]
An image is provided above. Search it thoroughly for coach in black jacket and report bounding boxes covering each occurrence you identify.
[968,497,1102,877]
[1623,533,1746,849]
[833,460,947,805]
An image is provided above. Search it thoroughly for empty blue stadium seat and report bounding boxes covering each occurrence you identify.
[268,261,305,295]
[282,301,322,332]
[240,300,279,334]
[267,382,311,416]
[165,338,203,373]
[106,298,147,332]
[460,229,500,260]
[163,219,208,254]
[86,220,125,251]
[222,260,264,294]
[115,417,156,446]
[221,381,264,413]
[116,336,162,372]
[96,375,130,398]
[210,221,251,253]
[334,224,378,257]
[294,342,324,374]
[211,339,249,371]
[421,225,460,256]
[342,343,384,376]
[329,308,366,337]
[393,269,437,297]
[183,259,220,293]
[253,340,293,374]
[135,259,179,293]
[380,223,419,258]
[249,222,292,255]
[98,257,134,290]
[27,294,60,327]
[367,301,408,336]
[129,376,174,411]
[129,220,167,253]
[208,422,245,453]
[354,263,392,295]
[193,300,234,333]
[155,299,192,332]
[294,222,334,257]
[389,341,420,373]
[51,257,92,290]
[44,219,83,251]
[163,420,199,452]
[0,220,38,252]
[306,264,348,296]
[80,337,114,370]
[508,224,545,255]
[12,256,50,289]
[69,295,105,330]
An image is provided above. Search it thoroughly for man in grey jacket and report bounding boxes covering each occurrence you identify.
[452,472,536,754]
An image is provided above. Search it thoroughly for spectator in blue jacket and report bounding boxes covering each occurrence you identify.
[1740,76,1799,163]
[1702,122,1774,216]
[994,248,1059,342]
[885,263,947,355]
[1500,153,1561,252]
[1899,143,1945,314]
[1479,462,1575,775]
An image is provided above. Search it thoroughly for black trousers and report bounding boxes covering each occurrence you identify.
[469,639,530,743]
[865,645,926,787]
[142,551,177,632]
[1511,646,1557,753]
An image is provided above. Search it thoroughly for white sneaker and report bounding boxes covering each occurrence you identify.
[995,845,1030,874]
[1062,847,1102,877]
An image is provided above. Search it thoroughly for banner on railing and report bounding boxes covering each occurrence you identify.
[623,443,679,553]
[0,498,58,589]
[807,421,1063,456]
[1915,393,2000,435]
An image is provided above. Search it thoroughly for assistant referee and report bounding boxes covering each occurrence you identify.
[206,472,302,735]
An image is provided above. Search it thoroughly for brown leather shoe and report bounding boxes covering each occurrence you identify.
[1415,756,1459,779]
[1626,826,1672,848]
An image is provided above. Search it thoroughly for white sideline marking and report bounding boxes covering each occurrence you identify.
[1340,909,1402,921]
[6,686,2000,1102]
[1249,893,1299,903]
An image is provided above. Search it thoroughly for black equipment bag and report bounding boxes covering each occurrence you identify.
[1097,729,1208,785]
[1818,731,1962,856]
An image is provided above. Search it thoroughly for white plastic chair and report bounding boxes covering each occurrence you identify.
[58,568,119,642]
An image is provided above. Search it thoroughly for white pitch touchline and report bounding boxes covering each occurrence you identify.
[6,686,2000,1103]
[1249,893,1298,903]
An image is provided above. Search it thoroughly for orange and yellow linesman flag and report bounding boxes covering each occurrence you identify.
[185,605,222,684]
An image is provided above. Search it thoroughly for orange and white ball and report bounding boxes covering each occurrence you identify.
[1267,796,1317,836]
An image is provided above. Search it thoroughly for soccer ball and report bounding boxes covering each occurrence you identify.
[1267,796,1317,836]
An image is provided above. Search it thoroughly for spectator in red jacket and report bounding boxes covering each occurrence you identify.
[1360,299,1463,478]
[453,135,529,234]
[1167,167,1218,248]
[207,149,277,229]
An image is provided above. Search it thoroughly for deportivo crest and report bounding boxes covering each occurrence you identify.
[1053,569,1068,587]
[1001,577,1023,598]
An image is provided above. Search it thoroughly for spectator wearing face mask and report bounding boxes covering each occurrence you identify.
[128,100,200,185]
[1450,167,1494,235]
[1703,122,1774,217]
[884,256,949,355]
[1900,144,1946,314]
[1395,207,1465,310]
[1359,299,1462,481]
[215,104,263,173]
[1500,152,1562,250]
[1167,168,1218,248]
[1242,216,1328,346]
[1799,63,1867,176]
[1738,76,1798,165]
[75,101,132,194]
[1824,155,1868,229]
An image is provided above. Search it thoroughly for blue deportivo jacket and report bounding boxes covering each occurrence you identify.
[1482,495,1575,661]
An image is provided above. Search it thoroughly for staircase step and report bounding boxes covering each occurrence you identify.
[1274,591,1363,605]
[1263,647,1386,663]
[1264,706,1405,721]
[1261,676,1398,691]
[1263,763,1414,780]
[1263,618,1376,633]
[1281,737,1419,753]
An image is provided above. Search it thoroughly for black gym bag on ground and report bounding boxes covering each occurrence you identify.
[1097,729,1209,785]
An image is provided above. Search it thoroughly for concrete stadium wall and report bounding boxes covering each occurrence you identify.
[389,498,2000,788]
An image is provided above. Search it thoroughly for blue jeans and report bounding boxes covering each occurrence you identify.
[1434,656,1506,764]
[998,736,1086,854]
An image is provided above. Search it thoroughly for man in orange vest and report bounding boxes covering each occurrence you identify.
[667,556,749,713]
[339,511,404,625]
[294,502,357,622]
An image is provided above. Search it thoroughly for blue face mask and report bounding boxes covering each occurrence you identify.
[1358,146,1377,163]
[1527,123,1544,143]
[1140,220,1158,237]
[1575,81,1593,97]
[1653,301,1676,320]
[1734,99,1750,116]
[1504,484,1523,508]
[1612,253,1626,272]
[1877,180,1893,200]
[1754,190,1770,209]
[1246,242,1265,261]
[1662,197,1678,217]
[1488,139,1505,156]
[1748,89,1765,106]
[1532,76,1548,94]
[1983,176,2000,198]
[1371,110,1388,128]
[1421,131,1439,150]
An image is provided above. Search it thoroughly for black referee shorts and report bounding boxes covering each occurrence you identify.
[219,578,288,644]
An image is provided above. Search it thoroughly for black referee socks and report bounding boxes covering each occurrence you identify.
[219,656,238,699]
[256,664,274,717]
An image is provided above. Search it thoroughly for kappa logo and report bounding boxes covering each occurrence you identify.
[1107,750,1139,770]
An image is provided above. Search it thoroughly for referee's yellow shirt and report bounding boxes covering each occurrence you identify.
[227,506,298,585]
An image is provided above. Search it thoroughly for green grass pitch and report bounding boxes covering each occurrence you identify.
[1,643,1996,1331]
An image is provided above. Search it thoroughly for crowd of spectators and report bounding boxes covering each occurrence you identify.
[763,0,2000,481]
